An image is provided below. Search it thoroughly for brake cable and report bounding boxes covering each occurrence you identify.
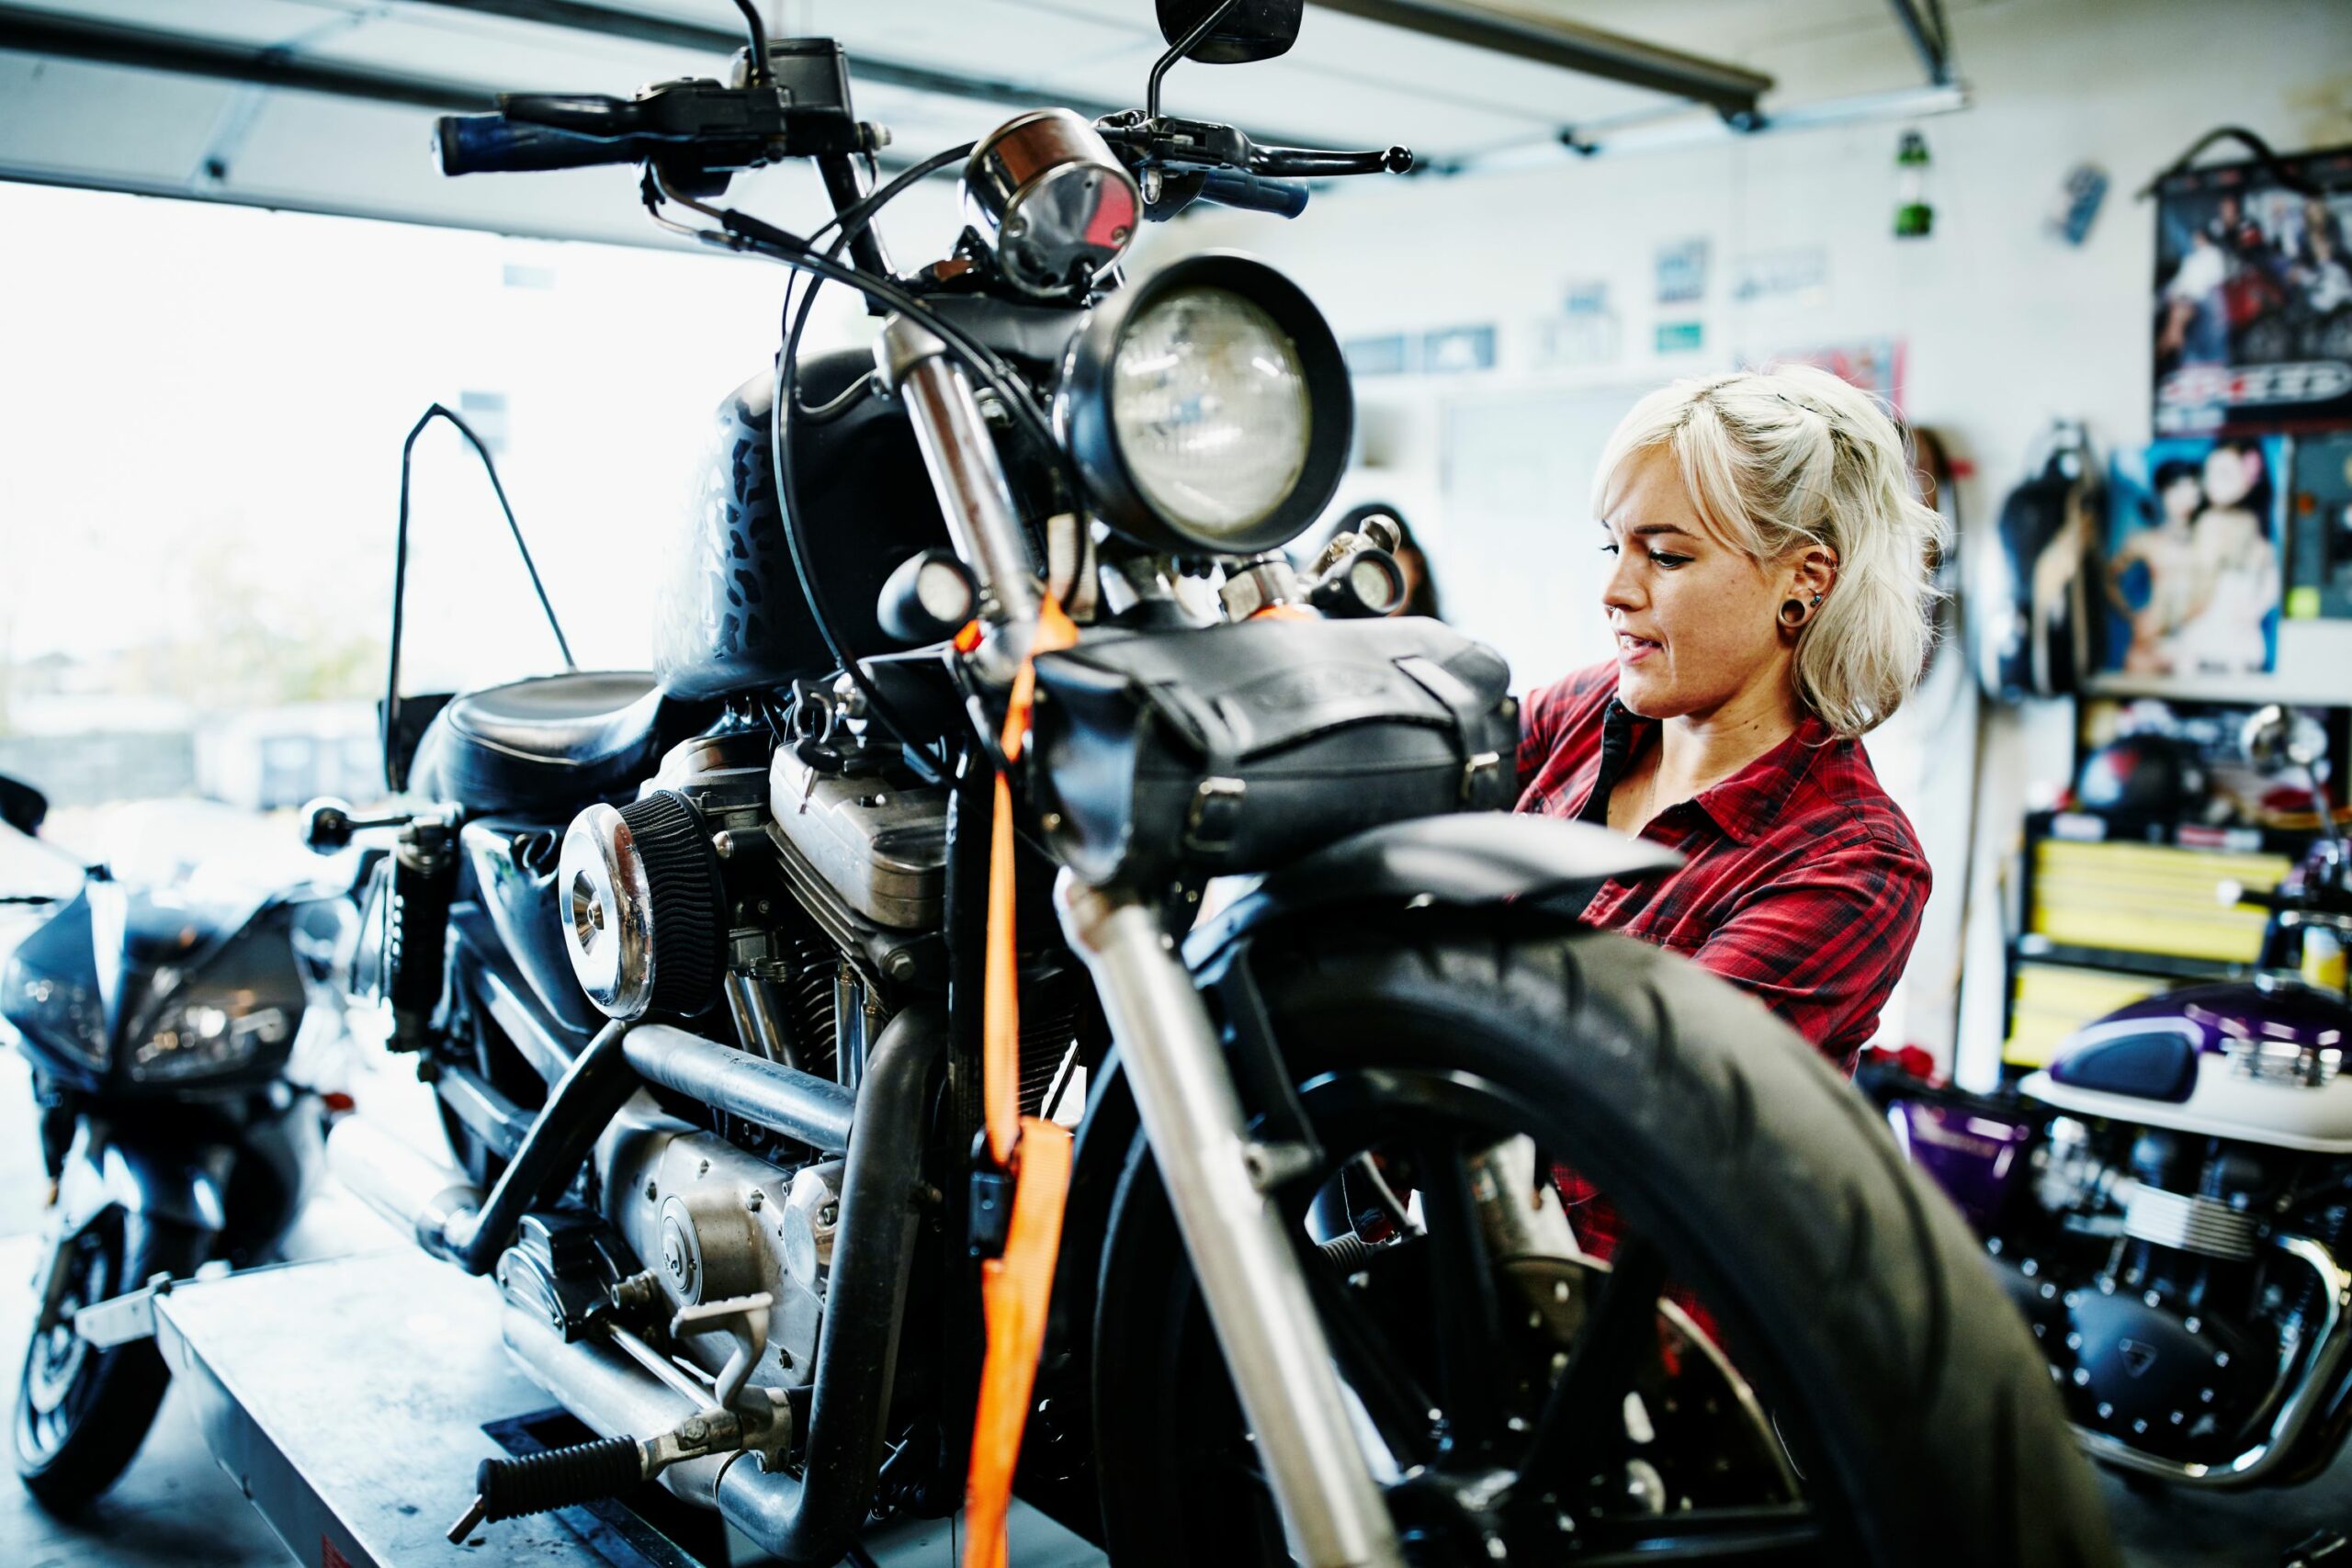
[642,161,1082,767]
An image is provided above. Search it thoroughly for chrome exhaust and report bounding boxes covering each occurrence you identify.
[324,1116,481,1257]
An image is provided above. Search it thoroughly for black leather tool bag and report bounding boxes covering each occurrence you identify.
[1028,615,1519,886]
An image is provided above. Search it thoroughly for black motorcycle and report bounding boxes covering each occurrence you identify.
[0,776,334,1511]
[302,4,2117,1564]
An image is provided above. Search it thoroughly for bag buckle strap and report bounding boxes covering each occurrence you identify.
[1185,776,1248,852]
[1461,750,1503,803]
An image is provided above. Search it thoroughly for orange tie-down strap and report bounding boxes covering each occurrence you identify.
[964,595,1079,1568]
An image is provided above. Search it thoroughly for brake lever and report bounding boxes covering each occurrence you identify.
[1250,143,1414,177]
[1097,112,1411,183]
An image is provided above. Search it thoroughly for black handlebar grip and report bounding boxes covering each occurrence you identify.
[1196,170,1309,219]
[434,115,639,176]
[474,1436,643,1522]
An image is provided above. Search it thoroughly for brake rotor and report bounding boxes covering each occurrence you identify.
[1495,1253,1799,1520]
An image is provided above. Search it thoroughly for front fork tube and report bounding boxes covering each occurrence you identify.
[1057,874,1406,1568]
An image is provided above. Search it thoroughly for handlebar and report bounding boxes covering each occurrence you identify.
[1196,170,1309,218]
[435,115,645,176]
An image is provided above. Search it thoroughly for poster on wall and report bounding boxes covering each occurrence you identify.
[1655,238,1709,304]
[2101,437,2288,676]
[1422,325,1497,374]
[1343,334,1411,377]
[1766,338,1905,414]
[2288,432,2352,619]
[1530,279,1622,369]
[1732,248,1829,309]
[1656,321,1704,355]
[2153,144,2352,434]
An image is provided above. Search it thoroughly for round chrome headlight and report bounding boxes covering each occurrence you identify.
[1112,289,1310,537]
[1060,253,1351,555]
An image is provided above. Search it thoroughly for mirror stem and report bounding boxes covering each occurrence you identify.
[1148,0,1241,120]
[732,0,772,86]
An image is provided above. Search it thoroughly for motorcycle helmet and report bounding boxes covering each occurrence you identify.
[2075,734,2204,818]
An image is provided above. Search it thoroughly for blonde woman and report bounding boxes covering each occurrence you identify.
[1515,366,1943,1068]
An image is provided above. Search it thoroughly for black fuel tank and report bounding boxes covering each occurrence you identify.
[653,350,953,700]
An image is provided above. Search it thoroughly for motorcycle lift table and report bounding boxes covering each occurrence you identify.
[145,1247,1103,1568]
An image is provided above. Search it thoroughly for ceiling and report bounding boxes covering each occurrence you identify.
[0,0,1953,243]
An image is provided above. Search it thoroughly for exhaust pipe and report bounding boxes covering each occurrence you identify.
[326,1115,480,1257]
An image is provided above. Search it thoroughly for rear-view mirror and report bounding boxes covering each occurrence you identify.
[1156,0,1302,64]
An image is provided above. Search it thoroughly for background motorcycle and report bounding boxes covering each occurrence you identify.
[305,3,2116,1563]
[1871,704,2352,1492]
[0,773,339,1511]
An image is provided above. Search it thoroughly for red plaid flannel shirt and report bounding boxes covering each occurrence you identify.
[1519,664,1929,1281]
[1515,661,1930,1069]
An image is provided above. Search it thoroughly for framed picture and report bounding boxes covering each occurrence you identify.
[2152,144,2352,434]
[2102,437,2289,677]
[2288,432,2352,619]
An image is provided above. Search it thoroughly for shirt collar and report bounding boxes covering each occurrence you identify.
[1688,712,1838,844]
[1596,697,1837,847]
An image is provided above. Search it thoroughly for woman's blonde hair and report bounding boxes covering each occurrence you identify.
[1591,363,1945,738]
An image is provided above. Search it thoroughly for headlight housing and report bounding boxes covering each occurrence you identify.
[1058,253,1351,555]
[128,996,293,1083]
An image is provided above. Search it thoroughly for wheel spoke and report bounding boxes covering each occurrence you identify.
[1515,1231,1669,1494]
[1573,1503,1821,1564]
[1416,1134,1509,1455]
[1294,1234,1442,1466]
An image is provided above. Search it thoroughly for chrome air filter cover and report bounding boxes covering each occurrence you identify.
[560,791,724,1020]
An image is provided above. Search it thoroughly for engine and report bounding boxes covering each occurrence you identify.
[1992,1117,2346,1466]
[540,688,1090,1402]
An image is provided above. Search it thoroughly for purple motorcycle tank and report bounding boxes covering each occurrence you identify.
[2022,981,2352,1153]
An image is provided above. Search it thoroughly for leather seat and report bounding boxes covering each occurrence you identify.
[408,671,665,815]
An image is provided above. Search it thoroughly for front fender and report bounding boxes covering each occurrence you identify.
[1182,811,1677,967]
[53,1121,230,1239]
[1080,811,1677,1266]
[1052,814,1676,1448]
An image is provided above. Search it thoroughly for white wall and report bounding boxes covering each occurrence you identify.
[1172,0,2352,1074]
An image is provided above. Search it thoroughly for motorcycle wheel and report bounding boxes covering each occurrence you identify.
[13,1208,209,1514]
[1091,914,2118,1568]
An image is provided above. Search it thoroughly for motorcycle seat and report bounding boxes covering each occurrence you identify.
[408,671,664,815]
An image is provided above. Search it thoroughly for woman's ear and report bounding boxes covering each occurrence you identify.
[1792,547,1839,603]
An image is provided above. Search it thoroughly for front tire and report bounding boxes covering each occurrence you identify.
[1091,914,2117,1568]
[14,1208,209,1514]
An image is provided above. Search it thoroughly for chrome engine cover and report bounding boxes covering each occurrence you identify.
[594,1095,837,1392]
[768,744,947,931]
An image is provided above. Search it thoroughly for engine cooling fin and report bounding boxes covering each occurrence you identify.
[2123,1185,2259,1261]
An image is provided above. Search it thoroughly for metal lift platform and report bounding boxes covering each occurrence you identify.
[146,1246,1104,1568]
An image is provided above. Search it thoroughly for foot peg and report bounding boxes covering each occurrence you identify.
[447,1434,643,1541]
[448,1292,786,1542]
[445,1403,772,1542]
